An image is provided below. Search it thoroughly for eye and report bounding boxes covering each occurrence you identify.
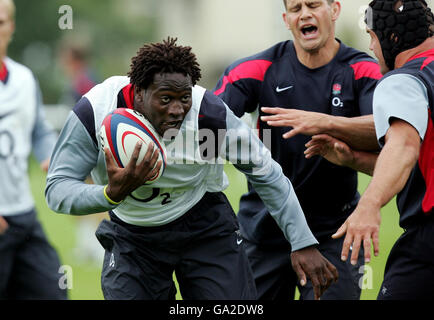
[308,2,320,8]
[289,5,301,12]
[181,94,191,103]
[161,96,170,104]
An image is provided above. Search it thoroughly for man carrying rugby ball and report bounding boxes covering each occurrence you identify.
[45,38,337,300]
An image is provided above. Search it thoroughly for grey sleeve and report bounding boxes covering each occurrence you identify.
[373,73,429,147]
[222,106,318,251]
[31,81,58,162]
[45,112,117,215]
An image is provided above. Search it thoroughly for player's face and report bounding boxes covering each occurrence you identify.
[0,1,14,60]
[283,0,340,53]
[135,72,193,137]
[367,28,389,74]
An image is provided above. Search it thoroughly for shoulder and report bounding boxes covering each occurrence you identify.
[73,76,129,145]
[376,72,427,97]
[84,76,129,102]
[5,57,36,84]
[196,87,227,130]
[222,41,291,75]
[337,43,382,80]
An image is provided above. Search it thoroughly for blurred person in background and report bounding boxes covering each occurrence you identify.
[58,41,98,107]
[57,40,105,266]
[0,0,66,299]
[214,0,382,300]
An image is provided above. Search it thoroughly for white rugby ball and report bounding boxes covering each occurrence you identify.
[99,108,166,184]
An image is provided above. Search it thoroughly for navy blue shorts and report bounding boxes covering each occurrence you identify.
[244,235,364,300]
[378,216,434,300]
[0,210,67,300]
[95,192,257,300]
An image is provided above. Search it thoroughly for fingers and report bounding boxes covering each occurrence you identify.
[373,231,380,257]
[282,129,298,139]
[311,275,322,301]
[331,222,347,239]
[0,216,9,235]
[350,235,362,265]
[340,233,353,263]
[327,260,339,283]
[363,236,372,263]
[292,263,307,287]
[127,141,145,168]
[261,107,286,115]
[104,147,116,168]
[147,160,163,181]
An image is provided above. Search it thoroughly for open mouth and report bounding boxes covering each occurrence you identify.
[301,25,318,38]
[164,120,182,129]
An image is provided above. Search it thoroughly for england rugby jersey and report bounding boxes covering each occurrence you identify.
[46,76,318,251]
[0,57,57,216]
[214,40,382,245]
[373,49,434,228]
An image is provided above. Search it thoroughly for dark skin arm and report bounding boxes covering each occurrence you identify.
[291,246,339,300]
[104,141,162,203]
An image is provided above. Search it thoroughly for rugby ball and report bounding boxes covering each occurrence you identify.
[99,108,166,184]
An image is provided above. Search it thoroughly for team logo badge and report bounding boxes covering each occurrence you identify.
[331,83,344,108]
[332,83,342,95]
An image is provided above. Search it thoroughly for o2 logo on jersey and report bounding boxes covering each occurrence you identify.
[0,130,15,159]
[331,83,344,108]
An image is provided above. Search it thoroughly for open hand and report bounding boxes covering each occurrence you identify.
[261,107,330,139]
[305,134,354,167]
[332,202,381,265]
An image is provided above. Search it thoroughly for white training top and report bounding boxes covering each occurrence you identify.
[46,76,318,251]
[0,57,57,216]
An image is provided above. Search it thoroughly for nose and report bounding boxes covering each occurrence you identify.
[300,5,313,20]
[168,100,185,118]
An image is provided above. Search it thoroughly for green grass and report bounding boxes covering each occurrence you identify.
[30,160,402,300]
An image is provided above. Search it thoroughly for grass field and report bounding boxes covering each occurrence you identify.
[29,159,403,300]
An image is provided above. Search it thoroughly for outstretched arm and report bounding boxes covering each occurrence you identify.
[221,104,338,300]
[261,107,379,151]
[304,134,378,175]
[332,119,421,264]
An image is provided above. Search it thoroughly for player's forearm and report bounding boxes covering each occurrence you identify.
[240,161,318,251]
[325,115,379,151]
[358,123,420,210]
[347,150,378,176]
[45,178,115,215]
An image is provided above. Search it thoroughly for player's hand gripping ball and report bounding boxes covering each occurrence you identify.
[99,108,167,184]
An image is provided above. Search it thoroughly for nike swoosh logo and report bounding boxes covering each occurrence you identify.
[0,110,16,121]
[237,239,243,245]
[276,86,293,93]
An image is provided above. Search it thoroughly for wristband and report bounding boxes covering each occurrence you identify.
[103,185,123,205]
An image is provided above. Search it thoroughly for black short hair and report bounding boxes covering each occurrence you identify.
[128,37,202,89]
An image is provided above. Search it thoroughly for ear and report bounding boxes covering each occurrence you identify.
[282,12,291,30]
[331,1,341,22]
[134,86,144,102]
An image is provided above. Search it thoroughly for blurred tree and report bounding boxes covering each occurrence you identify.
[9,0,157,104]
